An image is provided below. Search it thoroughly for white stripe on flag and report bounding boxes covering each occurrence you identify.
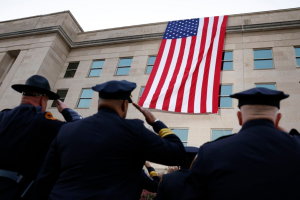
[143,39,172,108]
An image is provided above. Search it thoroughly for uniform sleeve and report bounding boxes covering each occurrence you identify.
[140,120,186,166]
[183,147,208,200]
[146,166,160,182]
[32,137,61,200]
[140,170,159,193]
[155,177,164,200]
[61,108,82,122]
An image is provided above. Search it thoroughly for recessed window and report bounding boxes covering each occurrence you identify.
[295,47,300,67]
[146,56,156,74]
[138,86,145,102]
[219,85,232,108]
[254,49,273,69]
[255,83,276,90]
[64,62,79,78]
[51,89,68,107]
[170,129,189,146]
[77,89,94,108]
[88,60,105,77]
[222,51,233,70]
[211,129,232,141]
[116,58,132,75]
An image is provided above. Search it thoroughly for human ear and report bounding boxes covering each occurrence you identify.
[275,113,282,128]
[237,111,242,126]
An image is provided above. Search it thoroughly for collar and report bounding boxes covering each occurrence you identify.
[240,119,275,132]
[19,103,42,113]
[97,107,118,115]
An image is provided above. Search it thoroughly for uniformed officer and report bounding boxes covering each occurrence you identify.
[139,161,160,194]
[0,75,82,200]
[183,87,300,200]
[156,146,198,200]
[32,80,185,200]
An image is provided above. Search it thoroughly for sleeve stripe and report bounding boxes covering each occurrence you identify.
[158,128,174,138]
[149,171,158,178]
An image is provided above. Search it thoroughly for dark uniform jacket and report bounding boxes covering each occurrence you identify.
[183,119,300,200]
[33,108,185,200]
[140,166,160,193]
[156,169,189,200]
[0,104,81,200]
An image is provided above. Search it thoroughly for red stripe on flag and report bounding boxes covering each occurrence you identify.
[150,39,177,108]
[138,39,167,106]
[175,36,197,112]
[162,38,186,111]
[212,16,228,113]
[200,16,219,113]
[188,17,209,113]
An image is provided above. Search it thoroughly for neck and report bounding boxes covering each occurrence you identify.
[20,97,40,107]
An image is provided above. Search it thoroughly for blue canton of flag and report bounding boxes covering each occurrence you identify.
[163,18,199,39]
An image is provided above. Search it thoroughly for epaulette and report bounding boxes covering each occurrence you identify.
[45,112,61,121]
[289,129,300,136]
[0,109,12,112]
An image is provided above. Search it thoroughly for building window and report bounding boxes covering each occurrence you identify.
[77,89,94,108]
[219,85,232,108]
[146,56,156,74]
[211,129,232,141]
[255,83,276,90]
[51,89,68,107]
[254,49,273,69]
[88,60,105,77]
[138,86,145,102]
[116,58,132,75]
[64,62,79,78]
[170,129,189,146]
[295,47,300,67]
[222,51,233,70]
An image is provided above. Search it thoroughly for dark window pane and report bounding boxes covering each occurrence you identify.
[119,58,133,67]
[140,87,145,97]
[91,61,104,69]
[295,47,300,57]
[78,99,92,108]
[81,89,94,98]
[296,58,300,67]
[64,70,76,78]
[220,85,232,96]
[56,90,68,98]
[256,84,276,90]
[222,61,233,70]
[51,98,65,107]
[67,62,79,70]
[171,129,188,141]
[254,49,272,59]
[254,60,273,69]
[148,56,156,65]
[116,67,130,75]
[89,69,102,77]
[211,130,232,141]
[219,97,232,107]
[146,65,153,74]
[223,51,233,61]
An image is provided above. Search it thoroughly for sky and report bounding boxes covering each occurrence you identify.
[1,0,300,32]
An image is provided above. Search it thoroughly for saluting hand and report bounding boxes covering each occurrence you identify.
[56,99,69,113]
[133,103,156,125]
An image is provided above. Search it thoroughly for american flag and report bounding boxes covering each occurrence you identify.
[139,16,228,113]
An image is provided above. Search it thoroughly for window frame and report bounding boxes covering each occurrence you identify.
[51,89,69,108]
[76,88,94,109]
[295,47,300,68]
[211,129,233,141]
[145,55,157,74]
[253,48,274,70]
[64,62,80,78]
[115,57,133,76]
[255,83,276,90]
[221,51,233,71]
[170,128,189,146]
[138,86,145,102]
[219,84,233,108]
[88,60,105,77]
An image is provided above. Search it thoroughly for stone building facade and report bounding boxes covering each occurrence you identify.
[1,8,300,152]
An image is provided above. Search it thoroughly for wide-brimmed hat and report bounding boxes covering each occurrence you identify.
[11,75,60,100]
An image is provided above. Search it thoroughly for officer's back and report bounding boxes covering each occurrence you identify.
[33,80,185,200]
[183,88,300,200]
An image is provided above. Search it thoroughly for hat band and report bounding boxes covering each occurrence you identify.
[99,92,131,101]
[238,99,280,109]
[22,92,46,97]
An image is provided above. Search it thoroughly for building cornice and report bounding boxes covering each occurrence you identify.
[1,20,300,48]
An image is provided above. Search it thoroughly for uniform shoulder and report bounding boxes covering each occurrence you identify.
[0,108,12,113]
[202,134,236,147]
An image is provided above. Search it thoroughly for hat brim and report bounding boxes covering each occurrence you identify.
[11,84,60,100]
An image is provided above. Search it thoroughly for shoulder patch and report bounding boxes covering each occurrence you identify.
[143,123,158,135]
[45,112,61,121]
